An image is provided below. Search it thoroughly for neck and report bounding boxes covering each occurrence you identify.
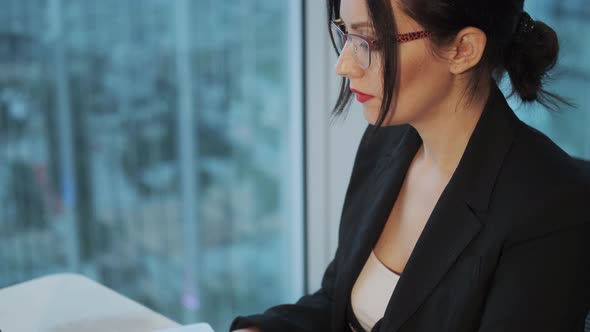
[410,86,490,176]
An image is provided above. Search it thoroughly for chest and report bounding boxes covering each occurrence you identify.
[373,165,450,274]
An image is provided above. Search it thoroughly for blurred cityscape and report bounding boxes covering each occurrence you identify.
[0,0,301,330]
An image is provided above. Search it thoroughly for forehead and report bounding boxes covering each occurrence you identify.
[338,0,415,30]
[338,0,370,22]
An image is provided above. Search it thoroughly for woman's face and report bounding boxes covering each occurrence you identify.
[336,0,454,125]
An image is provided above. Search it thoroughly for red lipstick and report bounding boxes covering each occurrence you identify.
[351,89,374,103]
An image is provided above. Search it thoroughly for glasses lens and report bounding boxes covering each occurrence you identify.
[330,23,371,69]
[330,23,345,54]
[350,36,370,69]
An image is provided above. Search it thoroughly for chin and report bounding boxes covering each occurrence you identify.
[362,105,381,125]
[362,105,407,126]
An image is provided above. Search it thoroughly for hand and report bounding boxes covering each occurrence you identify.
[232,329,261,332]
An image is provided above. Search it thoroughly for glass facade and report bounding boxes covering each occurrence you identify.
[0,0,304,330]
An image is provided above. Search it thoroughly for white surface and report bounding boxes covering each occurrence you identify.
[0,273,179,332]
[154,323,214,332]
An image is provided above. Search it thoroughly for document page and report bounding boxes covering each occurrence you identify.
[153,323,214,332]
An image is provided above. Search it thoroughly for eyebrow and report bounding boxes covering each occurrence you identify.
[350,22,371,30]
[336,18,371,31]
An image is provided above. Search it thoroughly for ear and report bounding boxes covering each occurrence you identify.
[447,27,487,75]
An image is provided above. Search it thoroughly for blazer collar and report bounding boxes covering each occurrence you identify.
[335,84,519,332]
[377,84,519,214]
[453,85,519,214]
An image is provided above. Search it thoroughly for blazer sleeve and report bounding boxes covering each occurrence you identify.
[477,222,590,332]
[229,255,337,332]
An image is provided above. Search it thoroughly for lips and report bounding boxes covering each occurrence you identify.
[351,88,374,103]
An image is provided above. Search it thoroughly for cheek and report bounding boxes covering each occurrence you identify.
[398,49,431,98]
[362,48,449,125]
[388,48,449,122]
[367,53,384,92]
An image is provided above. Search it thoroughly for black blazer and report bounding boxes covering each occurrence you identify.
[230,85,590,332]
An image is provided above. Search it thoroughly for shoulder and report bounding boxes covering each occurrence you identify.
[506,120,589,192]
[491,120,590,244]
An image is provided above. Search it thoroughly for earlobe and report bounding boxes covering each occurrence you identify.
[449,27,487,75]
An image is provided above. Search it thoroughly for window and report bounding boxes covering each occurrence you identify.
[0,0,304,330]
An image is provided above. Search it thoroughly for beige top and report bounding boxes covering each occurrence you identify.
[351,251,401,331]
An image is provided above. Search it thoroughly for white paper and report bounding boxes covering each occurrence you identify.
[153,322,215,332]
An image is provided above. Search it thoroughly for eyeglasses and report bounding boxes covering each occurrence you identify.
[330,19,431,69]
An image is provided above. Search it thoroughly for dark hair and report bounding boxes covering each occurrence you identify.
[327,0,570,127]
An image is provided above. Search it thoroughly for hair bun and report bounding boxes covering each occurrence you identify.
[513,12,536,44]
[505,12,560,105]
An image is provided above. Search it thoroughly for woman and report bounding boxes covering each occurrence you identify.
[231,0,590,331]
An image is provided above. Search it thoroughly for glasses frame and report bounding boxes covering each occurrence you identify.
[330,19,431,69]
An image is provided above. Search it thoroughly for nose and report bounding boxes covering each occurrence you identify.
[335,42,364,78]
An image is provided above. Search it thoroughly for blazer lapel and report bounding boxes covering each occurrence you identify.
[378,185,483,332]
[333,125,422,331]
[380,85,519,332]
